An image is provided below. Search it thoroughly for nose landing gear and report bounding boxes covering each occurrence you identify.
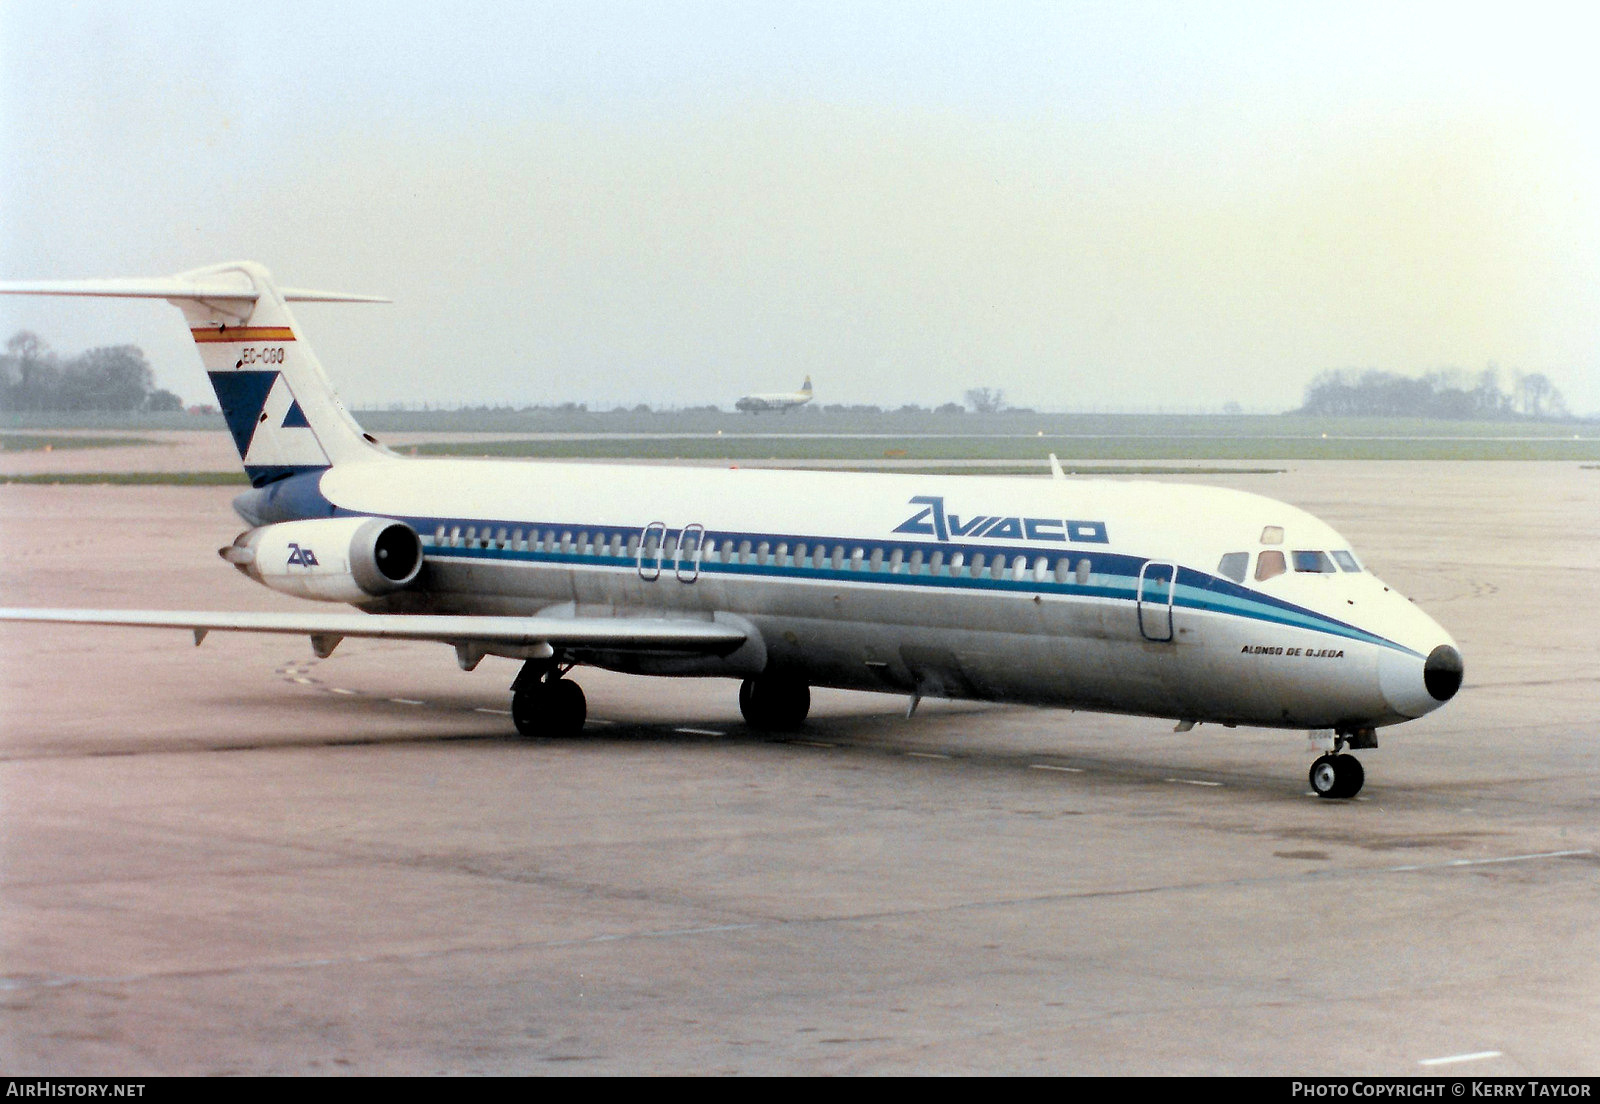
[1309,752,1364,799]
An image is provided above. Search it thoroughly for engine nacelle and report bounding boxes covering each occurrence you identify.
[222,517,423,603]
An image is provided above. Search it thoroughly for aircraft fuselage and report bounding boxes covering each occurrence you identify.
[238,457,1460,732]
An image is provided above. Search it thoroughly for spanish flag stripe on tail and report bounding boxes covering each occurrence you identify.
[192,326,297,343]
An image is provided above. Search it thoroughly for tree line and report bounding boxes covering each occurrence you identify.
[1298,367,1571,420]
[0,331,183,412]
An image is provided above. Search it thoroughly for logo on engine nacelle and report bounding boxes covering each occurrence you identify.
[286,543,320,567]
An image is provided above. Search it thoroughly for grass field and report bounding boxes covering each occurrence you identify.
[0,472,248,486]
[4,410,1598,463]
[411,433,1600,462]
[0,465,1294,486]
[0,433,154,452]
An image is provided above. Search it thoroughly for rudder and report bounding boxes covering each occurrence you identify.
[174,262,382,486]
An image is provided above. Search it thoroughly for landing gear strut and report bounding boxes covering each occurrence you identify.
[739,672,810,731]
[509,660,586,739]
[1309,752,1364,799]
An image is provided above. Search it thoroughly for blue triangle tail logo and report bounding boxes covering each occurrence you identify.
[208,371,279,457]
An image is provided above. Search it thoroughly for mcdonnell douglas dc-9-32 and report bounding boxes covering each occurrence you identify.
[0,262,1464,798]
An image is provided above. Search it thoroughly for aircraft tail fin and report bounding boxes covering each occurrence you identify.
[800,376,813,396]
[0,262,389,487]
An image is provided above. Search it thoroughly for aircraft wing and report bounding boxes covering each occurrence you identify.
[0,608,746,654]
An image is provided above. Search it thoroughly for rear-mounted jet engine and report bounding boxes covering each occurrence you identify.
[221,516,423,603]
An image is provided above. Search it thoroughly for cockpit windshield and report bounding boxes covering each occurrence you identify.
[1293,550,1337,573]
[1228,544,1362,586]
[1217,552,1249,583]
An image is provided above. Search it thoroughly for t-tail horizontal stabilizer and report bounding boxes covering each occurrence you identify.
[0,262,390,487]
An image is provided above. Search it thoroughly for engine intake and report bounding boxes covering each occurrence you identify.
[222,516,423,602]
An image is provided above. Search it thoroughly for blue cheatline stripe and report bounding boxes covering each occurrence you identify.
[368,511,1416,656]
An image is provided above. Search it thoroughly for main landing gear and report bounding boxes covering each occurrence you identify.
[739,672,810,731]
[510,660,586,739]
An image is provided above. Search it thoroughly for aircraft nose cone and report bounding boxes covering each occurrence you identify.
[1378,641,1464,719]
[1424,644,1464,702]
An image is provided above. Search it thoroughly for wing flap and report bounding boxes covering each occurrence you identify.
[0,609,746,653]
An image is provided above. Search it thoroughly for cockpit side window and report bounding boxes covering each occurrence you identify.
[1293,550,1337,573]
[1255,550,1286,582]
[1331,550,1362,572]
[1218,552,1249,583]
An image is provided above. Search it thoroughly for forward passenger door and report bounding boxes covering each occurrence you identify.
[1137,561,1176,642]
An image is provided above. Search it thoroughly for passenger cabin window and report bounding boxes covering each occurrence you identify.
[1332,550,1361,572]
[1293,550,1337,573]
[1256,550,1286,581]
[1218,552,1249,583]
[1075,558,1091,585]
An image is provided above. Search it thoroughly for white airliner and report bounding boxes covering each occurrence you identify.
[0,262,1463,798]
[735,376,813,413]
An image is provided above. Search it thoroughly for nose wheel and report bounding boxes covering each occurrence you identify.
[1309,753,1364,799]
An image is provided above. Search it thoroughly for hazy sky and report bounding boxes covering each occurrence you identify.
[4,2,1598,413]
